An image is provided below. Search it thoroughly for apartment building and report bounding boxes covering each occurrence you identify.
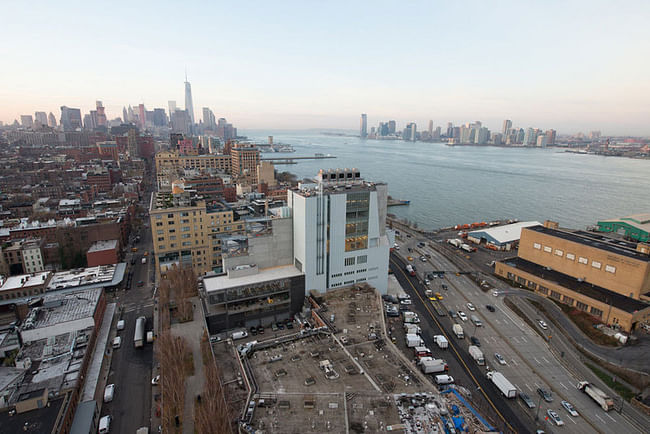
[230,144,261,184]
[495,222,650,331]
[155,150,231,189]
[149,191,244,276]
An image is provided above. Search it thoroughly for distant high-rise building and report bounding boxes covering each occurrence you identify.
[184,76,195,125]
[433,126,441,140]
[20,115,33,128]
[403,123,417,141]
[168,100,177,117]
[138,104,146,129]
[476,127,489,145]
[446,122,453,137]
[96,101,107,127]
[153,108,168,127]
[60,106,82,131]
[523,128,536,146]
[34,111,47,127]
[171,109,191,135]
[83,113,94,130]
[203,107,216,129]
[502,119,512,135]
[360,114,368,138]
[536,134,548,147]
[428,120,433,136]
[388,120,396,134]
[545,129,557,145]
[122,107,128,124]
[127,106,135,123]
[47,112,57,127]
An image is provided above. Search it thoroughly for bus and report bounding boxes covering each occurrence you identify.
[134,316,146,348]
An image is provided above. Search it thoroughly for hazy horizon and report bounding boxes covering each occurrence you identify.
[1,1,649,135]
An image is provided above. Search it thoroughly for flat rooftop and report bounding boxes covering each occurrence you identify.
[501,257,650,313]
[1,272,51,292]
[25,288,101,329]
[526,225,650,262]
[469,221,542,244]
[47,264,121,291]
[87,239,118,253]
[598,213,650,233]
[204,265,303,293]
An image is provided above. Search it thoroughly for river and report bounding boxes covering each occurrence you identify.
[241,130,650,231]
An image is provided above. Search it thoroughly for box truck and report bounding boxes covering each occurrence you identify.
[487,371,516,398]
[469,345,485,365]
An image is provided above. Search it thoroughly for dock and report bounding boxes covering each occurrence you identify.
[387,199,410,207]
[260,154,336,165]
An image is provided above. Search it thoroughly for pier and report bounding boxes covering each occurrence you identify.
[260,154,337,165]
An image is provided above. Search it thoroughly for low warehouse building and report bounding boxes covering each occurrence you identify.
[597,213,650,242]
[467,221,541,250]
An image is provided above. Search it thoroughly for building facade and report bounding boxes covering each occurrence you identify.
[288,169,389,294]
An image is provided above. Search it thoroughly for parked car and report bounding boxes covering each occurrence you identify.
[435,292,443,300]
[546,409,564,426]
[271,323,278,332]
[537,387,553,402]
[104,384,115,403]
[519,392,535,409]
[99,415,112,434]
[249,326,258,335]
[448,310,457,318]
[466,303,476,311]
[470,336,481,347]
[561,400,579,417]
[116,320,125,331]
[257,326,265,334]
[494,352,506,365]
[441,284,448,290]
[112,337,121,349]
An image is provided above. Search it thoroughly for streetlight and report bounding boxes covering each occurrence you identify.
[535,395,543,422]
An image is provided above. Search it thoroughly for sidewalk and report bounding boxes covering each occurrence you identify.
[83,303,117,405]
[170,296,207,434]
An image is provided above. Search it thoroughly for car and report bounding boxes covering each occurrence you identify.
[470,336,481,346]
[441,284,448,290]
[257,326,265,334]
[458,311,468,321]
[249,326,258,335]
[131,258,136,265]
[519,392,535,409]
[117,319,125,331]
[424,279,430,285]
[271,323,278,331]
[425,253,431,258]
[492,290,500,296]
[277,322,285,330]
[537,387,553,402]
[151,375,160,385]
[420,256,427,262]
[538,320,549,330]
[209,335,222,343]
[435,292,443,300]
[466,303,476,311]
[546,409,564,426]
[427,273,434,280]
[485,304,496,312]
[417,242,425,247]
[407,256,414,261]
[561,400,579,417]
[395,245,400,250]
[137,280,144,287]
[99,415,112,434]
[104,384,115,403]
[494,352,506,365]
[112,336,121,349]
[449,310,458,318]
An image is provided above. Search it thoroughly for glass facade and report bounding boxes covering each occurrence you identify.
[345,192,369,252]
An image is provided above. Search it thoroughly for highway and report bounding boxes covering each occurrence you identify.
[393,231,647,434]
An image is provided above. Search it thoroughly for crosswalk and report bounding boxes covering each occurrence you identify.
[122,301,154,313]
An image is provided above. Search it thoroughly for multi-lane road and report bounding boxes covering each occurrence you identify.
[99,208,156,433]
[392,231,648,434]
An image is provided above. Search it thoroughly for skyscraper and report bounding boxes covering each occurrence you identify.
[60,106,82,131]
[20,115,33,128]
[96,101,107,127]
[203,107,216,129]
[428,120,433,136]
[122,107,128,124]
[138,104,146,129]
[184,76,195,125]
[502,119,512,135]
[360,114,367,138]
[387,120,396,135]
[168,100,177,116]
[34,111,48,127]
[47,112,57,127]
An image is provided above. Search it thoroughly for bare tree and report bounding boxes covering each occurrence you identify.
[196,331,232,434]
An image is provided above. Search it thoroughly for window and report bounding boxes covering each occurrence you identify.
[155,215,162,219]
[357,255,367,264]
[516,276,526,285]
[182,241,192,246]
[156,222,163,227]
[590,307,603,318]
[591,261,601,269]
[167,213,174,218]
[550,290,562,300]
[566,253,575,261]
[182,226,190,232]
[159,245,166,249]
[605,265,616,274]
[527,281,537,290]
[554,249,563,257]
[563,295,574,305]
[538,285,549,295]
[533,242,541,250]
[182,234,190,239]
[543,246,552,253]
[356,278,366,283]
[344,257,355,266]
[356,269,366,273]
[578,257,588,264]
[157,230,164,235]
[157,237,164,242]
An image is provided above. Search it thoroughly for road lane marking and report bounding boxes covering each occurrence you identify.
[534,357,541,364]
[512,336,518,343]
[567,415,577,424]
[512,359,519,366]
[606,413,616,422]
[520,336,527,343]
[594,413,606,424]
[525,383,531,391]
[542,356,550,364]
[559,382,568,390]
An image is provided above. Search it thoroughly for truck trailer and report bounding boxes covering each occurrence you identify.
[406,333,423,348]
[453,324,464,339]
[419,357,448,374]
[487,371,516,398]
[577,381,614,411]
[469,345,485,365]
[434,335,448,349]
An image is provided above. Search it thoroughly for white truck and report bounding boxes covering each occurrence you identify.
[141,257,147,264]
[419,357,448,374]
[469,345,485,365]
[453,323,464,339]
[434,335,448,349]
[403,312,420,324]
[460,243,476,253]
[232,330,248,340]
[404,324,421,334]
[406,333,423,348]
[577,381,615,411]
[487,371,516,398]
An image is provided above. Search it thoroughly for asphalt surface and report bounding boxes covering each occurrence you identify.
[393,230,649,434]
[100,209,155,433]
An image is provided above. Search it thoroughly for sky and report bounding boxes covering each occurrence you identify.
[1,0,649,135]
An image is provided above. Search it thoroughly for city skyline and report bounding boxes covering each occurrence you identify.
[1,1,649,134]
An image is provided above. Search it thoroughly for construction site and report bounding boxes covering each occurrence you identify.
[212,284,498,433]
